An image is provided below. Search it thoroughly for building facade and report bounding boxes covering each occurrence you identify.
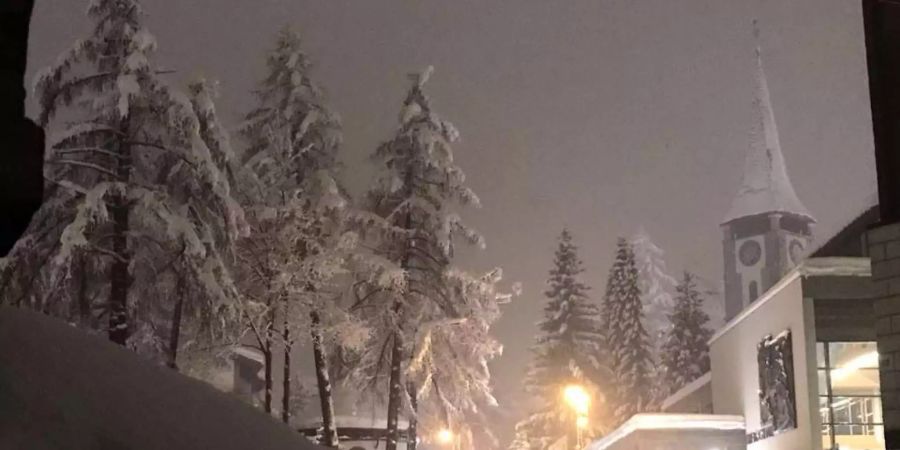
[589,23,886,450]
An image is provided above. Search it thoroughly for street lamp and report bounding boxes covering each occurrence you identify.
[562,384,590,450]
[436,428,454,445]
[563,384,591,415]
[436,427,460,450]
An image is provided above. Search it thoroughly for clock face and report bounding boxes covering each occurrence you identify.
[789,240,804,265]
[739,240,762,267]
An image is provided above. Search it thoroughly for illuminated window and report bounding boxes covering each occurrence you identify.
[817,342,884,450]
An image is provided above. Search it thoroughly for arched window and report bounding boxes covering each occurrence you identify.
[749,281,759,302]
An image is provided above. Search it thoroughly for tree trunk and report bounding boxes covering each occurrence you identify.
[385,332,404,450]
[281,300,291,424]
[407,382,417,450]
[262,285,277,414]
[263,344,273,414]
[108,131,131,346]
[166,273,185,370]
[311,310,339,447]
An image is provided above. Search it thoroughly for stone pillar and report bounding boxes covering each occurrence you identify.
[868,222,900,448]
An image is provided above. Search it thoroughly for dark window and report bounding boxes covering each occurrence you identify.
[748,281,759,302]
[780,215,811,235]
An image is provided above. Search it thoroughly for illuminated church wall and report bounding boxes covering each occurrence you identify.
[710,274,821,450]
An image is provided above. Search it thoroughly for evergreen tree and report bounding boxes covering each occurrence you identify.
[236,26,353,439]
[3,0,244,352]
[601,238,653,425]
[630,227,676,350]
[349,67,504,450]
[630,227,677,406]
[513,229,604,448]
[659,271,712,397]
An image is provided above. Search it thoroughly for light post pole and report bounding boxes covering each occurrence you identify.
[562,384,590,450]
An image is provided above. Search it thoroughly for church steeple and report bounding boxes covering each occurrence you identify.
[722,20,814,226]
[720,21,815,321]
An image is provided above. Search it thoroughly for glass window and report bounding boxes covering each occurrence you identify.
[817,341,885,450]
[831,369,880,396]
[829,342,878,369]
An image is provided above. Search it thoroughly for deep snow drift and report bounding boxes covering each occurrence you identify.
[0,306,321,450]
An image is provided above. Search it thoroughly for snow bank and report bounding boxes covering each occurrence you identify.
[0,306,322,450]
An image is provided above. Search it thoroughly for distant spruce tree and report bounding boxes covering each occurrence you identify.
[514,229,604,448]
[659,271,712,397]
[601,238,653,425]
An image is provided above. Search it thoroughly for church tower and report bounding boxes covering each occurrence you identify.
[722,22,815,321]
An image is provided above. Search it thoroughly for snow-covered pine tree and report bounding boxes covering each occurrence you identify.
[602,237,653,425]
[659,271,712,397]
[629,227,677,406]
[508,416,543,450]
[630,227,676,350]
[162,78,251,374]
[236,26,352,439]
[406,267,514,450]
[4,0,244,351]
[513,229,604,448]
[349,66,493,450]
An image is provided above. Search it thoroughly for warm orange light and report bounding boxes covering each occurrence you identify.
[563,384,591,415]
[436,428,454,445]
[576,415,589,429]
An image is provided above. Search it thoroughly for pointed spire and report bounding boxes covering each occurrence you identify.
[722,20,814,225]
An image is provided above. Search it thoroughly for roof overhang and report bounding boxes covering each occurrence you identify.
[660,372,712,412]
[585,414,745,450]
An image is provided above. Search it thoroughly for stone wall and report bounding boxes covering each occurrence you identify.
[868,222,900,446]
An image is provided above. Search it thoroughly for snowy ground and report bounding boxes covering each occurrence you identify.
[0,306,322,450]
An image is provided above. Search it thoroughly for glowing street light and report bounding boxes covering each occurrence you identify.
[562,384,591,450]
[563,384,591,416]
[436,428,455,446]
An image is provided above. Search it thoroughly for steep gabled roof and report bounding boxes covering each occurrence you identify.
[723,25,814,225]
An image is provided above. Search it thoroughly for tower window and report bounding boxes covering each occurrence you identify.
[749,281,759,302]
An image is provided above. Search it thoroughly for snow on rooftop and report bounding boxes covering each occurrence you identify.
[660,371,711,412]
[232,345,265,364]
[800,257,871,278]
[298,415,409,430]
[585,413,745,450]
[0,306,321,450]
[722,40,813,225]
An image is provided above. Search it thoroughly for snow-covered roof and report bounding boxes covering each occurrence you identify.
[660,371,711,412]
[232,345,265,364]
[722,41,814,225]
[585,414,745,450]
[297,415,409,429]
[800,257,871,278]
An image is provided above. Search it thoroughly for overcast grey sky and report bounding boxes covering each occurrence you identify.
[26,0,877,441]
